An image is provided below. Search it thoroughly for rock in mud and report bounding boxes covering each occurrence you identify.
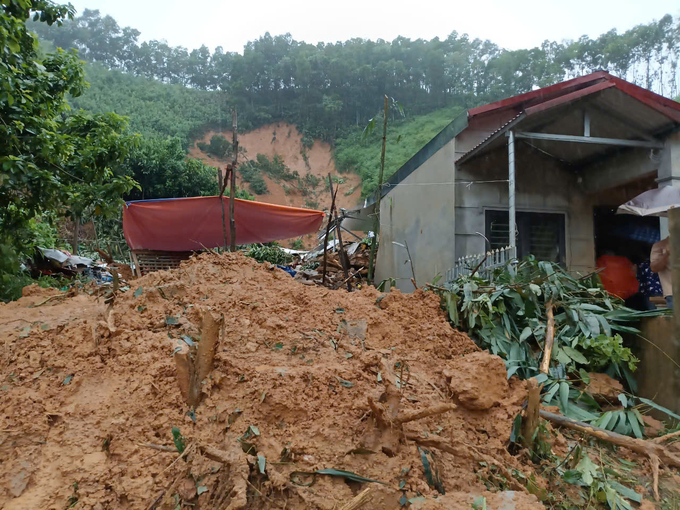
[444,352,509,411]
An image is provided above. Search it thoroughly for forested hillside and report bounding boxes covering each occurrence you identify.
[70,64,225,149]
[34,9,680,145]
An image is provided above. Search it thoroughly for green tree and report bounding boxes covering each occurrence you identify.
[59,111,138,254]
[1,0,85,256]
[121,136,218,200]
[120,136,253,201]
[0,0,138,291]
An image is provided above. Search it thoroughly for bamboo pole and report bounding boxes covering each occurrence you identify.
[367,95,389,283]
[229,111,238,252]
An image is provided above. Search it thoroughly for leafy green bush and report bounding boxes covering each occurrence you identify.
[245,244,292,265]
[290,238,304,250]
[238,163,269,195]
[303,173,320,189]
[197,135,233,160]
[304,199,320,209]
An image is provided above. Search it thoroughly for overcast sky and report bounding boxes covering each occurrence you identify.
[70,0,679,53]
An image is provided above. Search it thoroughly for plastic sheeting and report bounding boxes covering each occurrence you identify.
[123,196,324,252]
[617,187,680,217]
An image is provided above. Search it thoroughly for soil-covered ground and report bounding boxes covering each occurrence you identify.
[0,253,663,509]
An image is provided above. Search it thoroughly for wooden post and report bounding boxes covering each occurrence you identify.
[331,188,351,291]
[219,166,229,251]
[368,95,389,283]
[508,130,516,251]
[229,111,238,252]
[321,174,339,285]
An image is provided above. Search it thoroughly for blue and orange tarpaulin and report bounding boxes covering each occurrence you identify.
[123,196,324,252]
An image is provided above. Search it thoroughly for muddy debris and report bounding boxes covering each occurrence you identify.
[0,252,654,509]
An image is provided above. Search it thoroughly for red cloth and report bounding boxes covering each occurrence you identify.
[596,255,639,300]
[123,196,324,252]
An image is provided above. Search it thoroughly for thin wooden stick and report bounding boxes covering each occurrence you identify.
[138,443,177,453]
[540,300,555,374]
[339,488,372,510]
[652,429,680,443]
[368,95,389,283]
[161,442,195,475]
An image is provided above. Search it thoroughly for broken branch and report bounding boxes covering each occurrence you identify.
[395,403,457,425]
[539,299,554,374]
[539,410,680,468]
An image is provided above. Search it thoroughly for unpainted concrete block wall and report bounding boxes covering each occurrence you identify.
[455,144,596,275]
[375,139,457,291]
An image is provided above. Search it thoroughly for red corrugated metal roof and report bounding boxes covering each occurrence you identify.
[523,81,615,116]
[467,71,680,123]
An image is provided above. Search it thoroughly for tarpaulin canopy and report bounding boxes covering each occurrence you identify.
[616,187,680,217]
[123,196,324,252]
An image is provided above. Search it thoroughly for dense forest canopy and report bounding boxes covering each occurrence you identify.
[32,10,680,142]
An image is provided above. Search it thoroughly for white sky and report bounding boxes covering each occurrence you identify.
[70,0,680,53]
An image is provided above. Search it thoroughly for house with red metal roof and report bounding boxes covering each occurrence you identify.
[370,71,680,290]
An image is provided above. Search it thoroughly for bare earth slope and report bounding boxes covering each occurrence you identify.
[189,123,363,213]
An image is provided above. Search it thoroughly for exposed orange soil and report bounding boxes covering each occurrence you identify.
[0,253,552,510]
[189,124,364,248]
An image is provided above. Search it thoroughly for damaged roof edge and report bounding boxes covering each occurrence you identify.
[365,110,469,207]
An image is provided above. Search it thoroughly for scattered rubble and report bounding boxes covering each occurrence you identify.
[294,241,370,288]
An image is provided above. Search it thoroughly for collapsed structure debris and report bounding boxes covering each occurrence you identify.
[1,252,675,509]
[294,241,370,289]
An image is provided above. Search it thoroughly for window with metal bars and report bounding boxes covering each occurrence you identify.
[485,210,566,265]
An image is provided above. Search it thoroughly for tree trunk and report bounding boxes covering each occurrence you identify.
[72,216,80,255]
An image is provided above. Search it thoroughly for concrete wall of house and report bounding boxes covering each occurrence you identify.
[374,138,456,291]
[454,144,597,275]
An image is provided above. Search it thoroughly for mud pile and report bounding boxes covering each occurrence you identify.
[0,252,544,509]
